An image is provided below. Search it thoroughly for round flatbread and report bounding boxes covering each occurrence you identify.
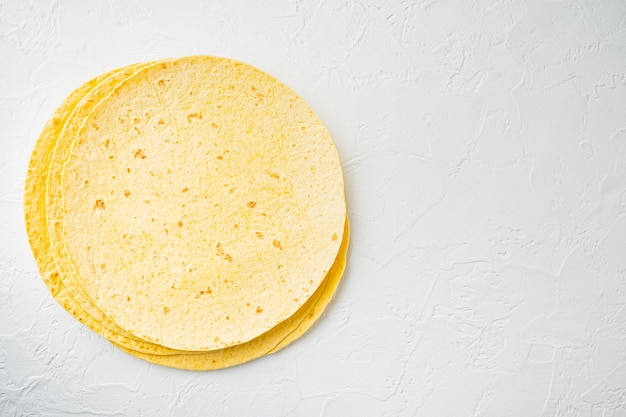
[24,64,348,368]
[42,56,346,351]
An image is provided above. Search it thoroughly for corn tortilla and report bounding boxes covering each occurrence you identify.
[26,56,347,363]
[48,56,345,351]
[25,68,348,366]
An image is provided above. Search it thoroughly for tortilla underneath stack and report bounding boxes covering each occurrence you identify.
[24,56,348,370]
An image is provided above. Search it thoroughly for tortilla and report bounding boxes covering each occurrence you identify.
[25,69,348,366]
[47,56,345,351]
[25,55,348,366]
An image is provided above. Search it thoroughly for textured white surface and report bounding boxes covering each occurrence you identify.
[1,0,626,415]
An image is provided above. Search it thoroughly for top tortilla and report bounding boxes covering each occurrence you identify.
[47,56,346,351]
[25,63,350,369]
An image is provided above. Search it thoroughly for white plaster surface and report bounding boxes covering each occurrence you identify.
[2,0,626,415]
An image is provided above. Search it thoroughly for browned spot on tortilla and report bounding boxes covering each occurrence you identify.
[247,201,256,208]
[187,112,202,123]
[256,231,263,239]
[94,199,105,209]
[272,240,283,250]
[163,306,170,314]
[332,232,338,241]
[134,149,146,159]
[124,190,131,197]
[215,246,233,262]
[256,306,263,313]
[195,286,213,298]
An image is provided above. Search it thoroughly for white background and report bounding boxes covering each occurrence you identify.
[2,0,626,415]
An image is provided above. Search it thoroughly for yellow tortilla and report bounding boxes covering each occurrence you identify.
[25,56,348,367]
[48,56,345,351]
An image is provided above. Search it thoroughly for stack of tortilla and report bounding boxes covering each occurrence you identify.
[24,56,348,370]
